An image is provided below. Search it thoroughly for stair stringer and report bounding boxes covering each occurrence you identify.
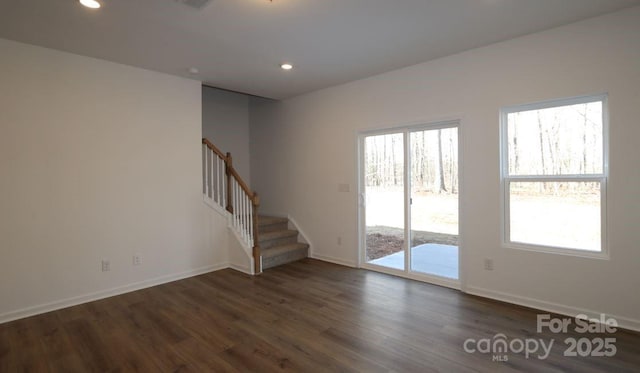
[286,214,314,257]
[227,227,254,275]
[203,200,254,275]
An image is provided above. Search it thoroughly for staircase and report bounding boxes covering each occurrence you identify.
[258,216,309,270]
[202,137,309,274]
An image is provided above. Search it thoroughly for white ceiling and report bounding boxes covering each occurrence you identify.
[1,0,638,99]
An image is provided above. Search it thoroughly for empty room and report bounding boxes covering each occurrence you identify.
[1,0,640,371]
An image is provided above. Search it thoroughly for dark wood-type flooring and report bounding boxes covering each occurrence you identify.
[1,259,639,372]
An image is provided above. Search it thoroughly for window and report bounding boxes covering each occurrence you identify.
[500,95,607,257]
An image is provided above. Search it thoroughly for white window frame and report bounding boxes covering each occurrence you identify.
[499,94,609,259]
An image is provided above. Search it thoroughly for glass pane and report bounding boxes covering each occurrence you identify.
[364,133,405,270]
[507,101,603,176]
[509,182,601,251]
[409,128,459,279]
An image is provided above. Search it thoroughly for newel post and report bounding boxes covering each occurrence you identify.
[252,193,262,275]
[225,152,233,213]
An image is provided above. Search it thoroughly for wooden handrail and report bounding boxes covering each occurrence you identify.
[203,138,262,275]
[203,139,253,202]
[202,138,227,161]
[228,168,257,205]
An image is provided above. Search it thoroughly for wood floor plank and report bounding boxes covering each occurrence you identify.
[1,258,639,372]
[63,318,116,372]
[170,338,240,373]
[219,337,306,373]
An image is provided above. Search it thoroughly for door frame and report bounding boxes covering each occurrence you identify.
[357,120,463,290]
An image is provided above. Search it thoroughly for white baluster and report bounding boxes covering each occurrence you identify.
[213,155,218,205]
[222,158,226,209]
[239,189,243,238]
[205,149,209,198]
[241,192,245,241]
[234,181,238,228]
[209,149,213,198]
[210,153,215,202]
[247,195,251,244]
[246,196,250,242]
[202,144,207,196]
[214,155,218,203]
[242,187,246,241]
[216,157,221,206]
[239,187,243,237]
[233,182,240,229]
[249,196,253,247]
[244,194,248,242]
[221,159,226,209]
[208,150,213,200]
[232,180,236,228]
[247,196,252,244]
[204,148,211,198]
[239,183,243,233]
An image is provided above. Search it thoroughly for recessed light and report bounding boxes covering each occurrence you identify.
[79,0,101,9]
[280,63,293,71]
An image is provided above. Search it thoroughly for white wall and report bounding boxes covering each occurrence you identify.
[250,8,640,329]
[202,86,251,185]
[0,38,229,322]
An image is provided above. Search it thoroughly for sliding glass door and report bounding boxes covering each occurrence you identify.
[363,133,405,271]
[409,127,459,280]
[360,123,460,287]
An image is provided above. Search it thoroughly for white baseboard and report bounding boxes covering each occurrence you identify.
[0,263,227,325]
[311,253,357,268]
[465,286,640,333]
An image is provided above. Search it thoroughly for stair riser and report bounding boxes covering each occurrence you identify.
[263,247,309,269]
[259,235,298,250]
[257,216,310,270]
[259,222,288,234]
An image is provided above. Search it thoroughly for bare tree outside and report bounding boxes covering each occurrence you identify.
[364,99,604,265]
[364,128,459,263]
[506,100,604,251]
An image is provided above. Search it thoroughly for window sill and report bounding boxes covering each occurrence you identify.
[504,241,610,260]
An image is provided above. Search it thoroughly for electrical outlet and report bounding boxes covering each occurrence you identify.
[484,258,494,271]
[101,259,110,272]
[133,255,141,266]
[337,236,342,246]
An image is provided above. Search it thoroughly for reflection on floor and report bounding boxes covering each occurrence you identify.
[368,243,459,279]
